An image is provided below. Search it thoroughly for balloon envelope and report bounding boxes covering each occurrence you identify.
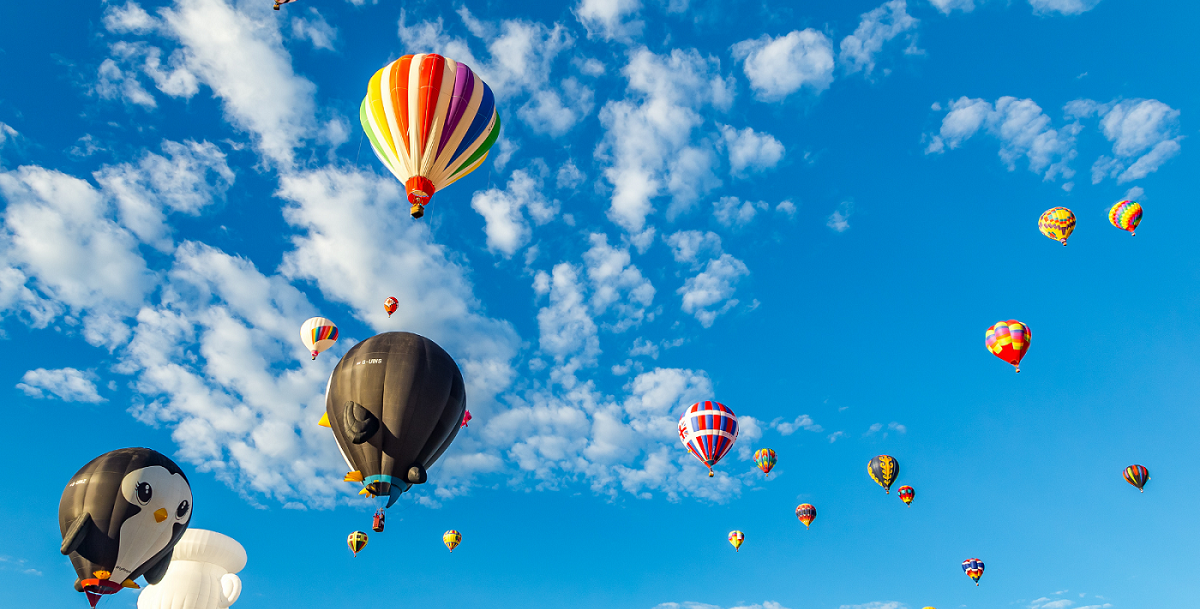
[137,529,246,609]
[384,297,399,317]
[728,530,744,552]
[360,53,501,218]
[868,455,899,493]
[301,317,339,360]
[985,320,1031,372]
[898,485,915,506]
[962,558,984,584]
[1109,200,1142,235]
[59,448,193,607]
[1038,207,1076,245]
[678,401,739,476]
[347,532,368,556]
[796,504,816,529]
[1123,464,1149,492]
[754,448,776,476]
[443,530,462,552]
[323,332,466,507]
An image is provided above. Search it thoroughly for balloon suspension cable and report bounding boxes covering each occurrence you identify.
[355,131,364,167]
[1014,365,1021,373]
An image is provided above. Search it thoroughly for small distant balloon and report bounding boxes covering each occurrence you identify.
[898,485,915,506]
[384,297,398,318]
[728,530,744,552]
[868,455,899,494]
[347,532,368,557]
[1109,200,1142,236]
[754,448,776,477]
[461,409,472,428]
[443,530,462,552]
[796,504,816,529]
[962,558,984,585]
[678,401,739,477]
[1123,464,1149,492]
[985,320,1031,373]
[300,317,339,360]
[272,0,296,9]
[1038,207,1076,245]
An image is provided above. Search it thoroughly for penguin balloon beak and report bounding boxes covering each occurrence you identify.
[154,508,168,523]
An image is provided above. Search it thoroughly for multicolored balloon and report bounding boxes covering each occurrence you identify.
[678,401,739,477]
[1123,464,1149,492]
[300,317,339,360]
[384,297,398,318]
[796,504,816,529]
[728,530,744,552]
[985,320,1031,373]
[754,448,776,477]
[1038,207,1076,245]
[962,558,984,585]
[1109,200,1142,236]
[347,531,368,557]
[898,485,915,506]
[868,455,899,494]
[361,54,501,219]
[443,530,462,552]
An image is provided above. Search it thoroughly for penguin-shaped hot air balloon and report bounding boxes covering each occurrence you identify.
[59,448,193,608]
[318,332,466,508]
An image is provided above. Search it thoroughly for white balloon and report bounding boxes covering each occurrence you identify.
[137,529,246,609]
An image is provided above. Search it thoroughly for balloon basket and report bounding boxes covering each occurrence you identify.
[410,203,425,218]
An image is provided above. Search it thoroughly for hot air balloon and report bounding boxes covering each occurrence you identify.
[460,409,472,428]
[1038,207,1076,245]
[1123,464,1149,492]
[796,504,816,529]
[898,485,915,506]
[868,455,899,494]
[384,297,398,318]
[728,531,744,552]
[360,54,501,219]
[985,320,1031,373]
[59,448,193,608]
[300,317,338,360]
[678,402,739,477]
[754,448,776,477]
[347,532,368,557]
[136,529,246,609]
[962,558,984,585]
[1109,200,1142,236]
[443,530,462,552]
[273,0,296,9]
[320,332,466,508]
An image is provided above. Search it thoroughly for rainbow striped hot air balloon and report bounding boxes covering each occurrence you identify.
[1109,200,1142,236]
[443,530,462,552]
[1038,207,1076,245]
[728,530,744,552]
[300,317,339,360]
[754,448,776,477]
[1123,464,1149,492]
[360,54,501,219]
[796,504,816,529]
[962,558,984,585]
[985,320,1031,373]
[678,402,739,477]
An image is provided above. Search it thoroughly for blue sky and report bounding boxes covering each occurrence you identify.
[0,0,1197,608]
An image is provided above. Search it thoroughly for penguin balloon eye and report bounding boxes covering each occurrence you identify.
[135,482,153,505]
[176,500,190,520]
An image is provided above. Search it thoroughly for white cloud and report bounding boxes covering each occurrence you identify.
[1028,0,1102,15]
[575,0,643,42]
[773,414,823,435]
[776,200,797,217]
[94,139,234,250]
[678,253,750,327]
[470,164,559,256]
[582,233,656,331]
[95,46,158,109]
[828,201,853,232]
[596,48,735,231]
[928,0,977,13]
[0,122,18,151]
[1124,185,1144,200]
[291,7,338,51]
[535,263,600,368]
[665,230,722,264]
[157,0,318,167]
[17,368,106,403]
[519,78,594,137]
[557,159,586,191]
[828,431,847,442]
[720,124,785,176]
[713,196,768,228]
[732,30,834,101]
[103,1,158,34]
[1088,99,1182,183]
[839,1,919,76]
[926,96,1078,182]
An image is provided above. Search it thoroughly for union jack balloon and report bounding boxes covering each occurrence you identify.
[678,401,739,477]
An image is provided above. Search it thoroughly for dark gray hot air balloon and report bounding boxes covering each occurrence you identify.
[319,332,466,508]
[58,448,193,608]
